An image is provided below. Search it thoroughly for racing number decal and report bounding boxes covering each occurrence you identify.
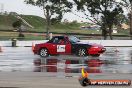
[57,45,66,52]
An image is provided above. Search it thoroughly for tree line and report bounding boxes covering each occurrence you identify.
[13,0,132,40]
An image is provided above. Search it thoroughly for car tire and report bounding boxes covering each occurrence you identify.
[76,48,87,57]
[39,48,49,57]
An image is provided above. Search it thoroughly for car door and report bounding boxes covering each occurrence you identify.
[47,37,59,55]
[56,38,71,54]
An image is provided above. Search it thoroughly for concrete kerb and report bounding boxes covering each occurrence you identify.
[0,40,132,47]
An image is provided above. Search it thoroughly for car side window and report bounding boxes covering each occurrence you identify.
[49,37,69,44]
[53,38,59,44]
[52,38,67,44]
[58,39,67,44]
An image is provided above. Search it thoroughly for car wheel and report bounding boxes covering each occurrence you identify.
[39,48,49,57]
[91,54,100,57]
[76,48,87,57]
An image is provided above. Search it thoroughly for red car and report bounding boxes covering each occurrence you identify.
[33,36,106,57]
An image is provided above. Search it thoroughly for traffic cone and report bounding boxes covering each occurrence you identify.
[81,68,88,78]
[0,46,2,52]
[32,42,35,52]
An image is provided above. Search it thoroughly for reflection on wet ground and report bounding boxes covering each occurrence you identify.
[0,47,132,74]
[33,57,103,73]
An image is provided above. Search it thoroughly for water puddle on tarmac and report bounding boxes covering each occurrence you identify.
[0,47,132,75]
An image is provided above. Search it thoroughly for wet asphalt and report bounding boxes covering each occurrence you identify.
[0,47,132,88]
[0,47,132,74]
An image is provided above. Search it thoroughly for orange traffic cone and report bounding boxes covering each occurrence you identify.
[32,42,35,52]
[81,68,88,78]
[0,46,2,52]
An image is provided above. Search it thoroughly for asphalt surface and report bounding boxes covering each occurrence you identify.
[0,47,132,73]
[0,47,132,88]
[0,72,131,88]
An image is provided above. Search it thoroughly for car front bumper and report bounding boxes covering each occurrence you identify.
[88,48,106,55]
[33,49,38,54]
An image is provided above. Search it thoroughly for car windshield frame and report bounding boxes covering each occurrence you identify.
[68,36,80,43]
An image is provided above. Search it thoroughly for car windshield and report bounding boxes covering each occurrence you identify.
[68,36,80,43]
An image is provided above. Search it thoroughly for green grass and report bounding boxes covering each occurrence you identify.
[0,14,102,34]
[0,32,45,40]
[0,15,16,30]
[0,14,45,31]
[21,15,45,28]
[24,34,45,40]
[0,14,130,40]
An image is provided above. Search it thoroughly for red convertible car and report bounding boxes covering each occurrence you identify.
[33,36,106,57]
